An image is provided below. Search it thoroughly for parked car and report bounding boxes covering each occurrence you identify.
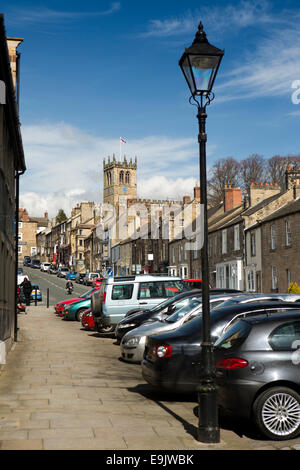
[63,298,92,322]
[93,277,104,288]
[81,308,95,330]
[141,301,300,394]
[75,273,86,284]
[20,284,42,302]
[91,275,189,333]
[214,310,300,440]
[115,290,241,343]
[215,293,300,307]
[183,279,203,290]
[30,259,41,269]
[83,272,100,286]
[120,294,239,363]
[18,267,24,275]
[55,287,99,316]
[66,270,77,281]
[23,256,31,266]
[49,265,59,275]
[57,267,70,278]
[40,262,51,272]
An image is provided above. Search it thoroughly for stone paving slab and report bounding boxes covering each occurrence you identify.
[0,306,300,451]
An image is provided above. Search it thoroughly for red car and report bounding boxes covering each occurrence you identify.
[55,287,99,317]
[92,278,104,288]
[81,308,95,330]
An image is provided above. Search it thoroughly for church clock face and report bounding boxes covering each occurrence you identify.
[123,187,127,193]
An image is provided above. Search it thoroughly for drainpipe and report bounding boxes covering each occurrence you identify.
[14,168,25,341]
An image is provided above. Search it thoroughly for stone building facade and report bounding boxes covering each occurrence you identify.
[261,197,300,293]
[0,16,25,354]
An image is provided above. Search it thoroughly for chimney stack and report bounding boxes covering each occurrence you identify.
[193,183,200,201]
[224,187,242,212]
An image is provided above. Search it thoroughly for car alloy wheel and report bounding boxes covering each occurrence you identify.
[76,308,87,322]
[253,387,300,440]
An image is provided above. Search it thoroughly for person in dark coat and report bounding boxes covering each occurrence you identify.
[21,278,32,306]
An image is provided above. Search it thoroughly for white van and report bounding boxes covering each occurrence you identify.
[91,275,187,333]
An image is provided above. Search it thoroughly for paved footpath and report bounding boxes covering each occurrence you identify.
[0,306,300,451]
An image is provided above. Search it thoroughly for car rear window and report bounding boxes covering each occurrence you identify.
[112,284,134,300]
[214,320,252,350]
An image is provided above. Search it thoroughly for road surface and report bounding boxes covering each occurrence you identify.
[20,266,91,307]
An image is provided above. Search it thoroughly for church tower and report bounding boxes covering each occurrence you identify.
[103,155,137,205]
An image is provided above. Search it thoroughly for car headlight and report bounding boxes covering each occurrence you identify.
[119,323,136,329]
[123,337,140,348]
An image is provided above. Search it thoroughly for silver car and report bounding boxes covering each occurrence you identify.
[216,293,300,308]
[120,294,237,363]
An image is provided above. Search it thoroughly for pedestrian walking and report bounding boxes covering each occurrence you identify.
[21,278,32,306]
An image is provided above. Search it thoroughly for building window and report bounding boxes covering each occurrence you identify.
[18,222,22,228]
[125,171,130,184]
[247,270,255,292]
[209,237,213,257]
[234,225,240,251]
[272,266,278,290]
[178,245,182,262]
[270,224,276,250]
[285,220,291,246]
[79,239,83,246]
[119,170,124,184]
[250,232,256,257]
[18,245,22,254]
[172,247,175,263]
[222,229,227,254]
[31,247,37,256]
[287,269,292,287]
[18,232,22,241]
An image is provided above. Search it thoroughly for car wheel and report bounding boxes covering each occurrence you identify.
[97,325,115,334]
[76,308,86,322]
[253,387,300,440]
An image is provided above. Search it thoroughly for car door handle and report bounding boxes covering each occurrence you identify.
[139,302,148,304]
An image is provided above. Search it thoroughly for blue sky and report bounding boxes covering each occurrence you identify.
[3,0,300,216]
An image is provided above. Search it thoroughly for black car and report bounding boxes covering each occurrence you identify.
[75,273,86,284]
[115,290,242,343]
[23,256,31,266]
[214,311,300,441]
[30,259,41,269]
[142,302,300,394]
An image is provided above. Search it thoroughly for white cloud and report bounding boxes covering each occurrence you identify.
[141,0,272,38]
[20,122,207,218]
[7,3,121,26]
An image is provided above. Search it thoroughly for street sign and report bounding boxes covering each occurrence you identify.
[107,268,113,277]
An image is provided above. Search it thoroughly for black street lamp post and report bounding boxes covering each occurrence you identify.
[179,22,224,444]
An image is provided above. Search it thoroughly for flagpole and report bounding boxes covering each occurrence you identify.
[120,137,121,161]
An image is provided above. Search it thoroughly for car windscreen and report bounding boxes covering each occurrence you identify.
[165,298,202,323]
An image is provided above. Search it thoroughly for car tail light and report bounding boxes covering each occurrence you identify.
[102,292,106,304]
[216,358,248,370]
[153,344,172,359]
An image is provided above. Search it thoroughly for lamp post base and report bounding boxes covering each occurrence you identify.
[196,343,220,444]
[197,382,220,443]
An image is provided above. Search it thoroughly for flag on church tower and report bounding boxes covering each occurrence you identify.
[120,137,126,144]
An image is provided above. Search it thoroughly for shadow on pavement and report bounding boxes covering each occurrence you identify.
[128,383,262,441]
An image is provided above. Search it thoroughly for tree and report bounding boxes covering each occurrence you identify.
[266,154,300,189]
[56,209,67,224]
[208,157,240,206]
[239,154,266,189]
